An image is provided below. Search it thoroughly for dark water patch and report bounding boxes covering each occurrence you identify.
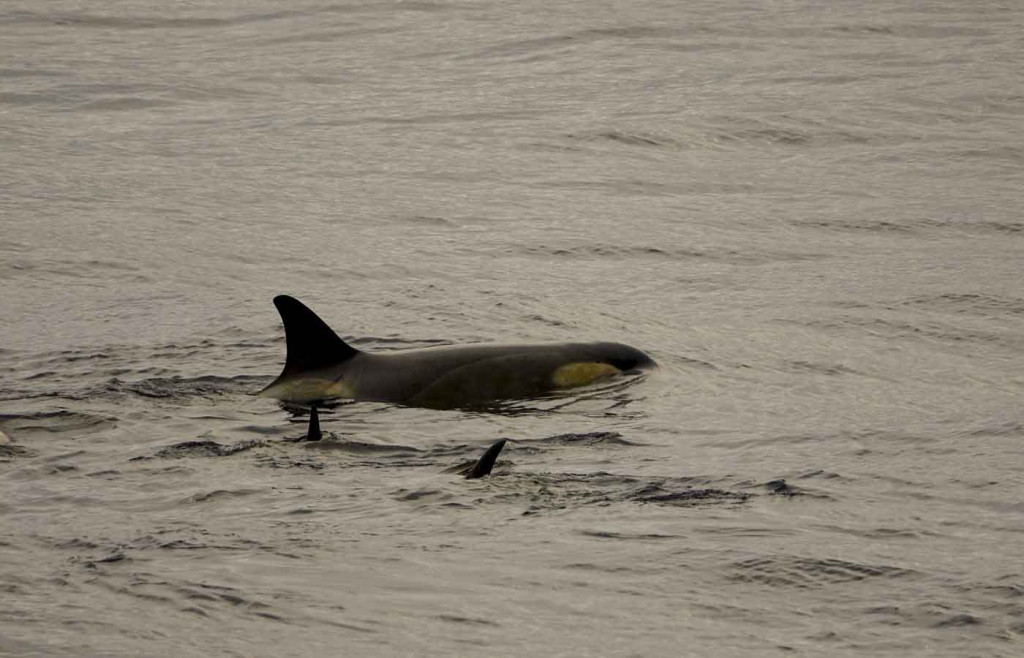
[566,130,680,149]
[184,489,262,504]
[43,463,79,475]
[865,603,988,631]
[965,421,1024,439]
[719,127,812,147]
[934,613,982,627]
[0,442,31,459]
[104,374,262,401]
[0,67,67,79]
[733,478,830,499]
[2,8,307,30]
[393,488,453,503]
[76,97,178,112]
[782,360,864,377]
[0,410,116,435]
[134,439,265,460]
[637,488,750,506]
[54,538,100,550]
[577,529,682,541]
[255,455,326,470]
[763,479,799,496]
[464,25,683,61]
[88,572,285,624]
[794,218,920,234]
[530,431,641,447]
[480,472,751,514]
[303,439,422,455]
[789,315,1019,351]
[306,109,539,130]
[795,469,848,481]
[83,551,131,568]
[127,529,263,553]
[22,371,58,381]
[509,242,824,266]
[401,214,459,227]
[896,293,1024,317]
[437,614,500,627]
[971,220,1023,234]
[730,555,915,588]
[260,25,404,47]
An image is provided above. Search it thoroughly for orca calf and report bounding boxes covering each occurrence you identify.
[258,296,655,410]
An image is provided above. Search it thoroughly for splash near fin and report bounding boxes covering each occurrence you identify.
[307,405,322,441]
[464,439,507,479]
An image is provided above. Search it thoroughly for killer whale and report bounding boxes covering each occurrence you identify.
[258,295,655,410]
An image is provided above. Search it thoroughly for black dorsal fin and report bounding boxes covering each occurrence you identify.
[273,295,359,376]
[464,439,507,479]
[307,405,322,441]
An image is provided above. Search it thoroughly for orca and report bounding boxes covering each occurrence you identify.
[258,295,655,410]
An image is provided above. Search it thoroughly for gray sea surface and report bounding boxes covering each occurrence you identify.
[2,0,1023,656]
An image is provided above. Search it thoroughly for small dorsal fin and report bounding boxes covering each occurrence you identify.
[273,295,359,377]
[307,405,322,441]
[464,439,507,479]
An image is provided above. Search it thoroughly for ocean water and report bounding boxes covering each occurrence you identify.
[2,0,1023,655]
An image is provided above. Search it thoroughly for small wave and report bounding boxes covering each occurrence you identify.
[896,293,1024,317]
[392,488,453,503]
[436,614,500,627]
[729,555,915,588]
[0,409,116,435]
[972,220,1023,234]
[865,602,990,632]
[2,8,306,30]
[576,529,682,541]
[134,439,264,460]
[566,130,680,149]
[782,360,864,376]
[636,488,750,506]
[254,456,326,470]
[184,489,262,504]
[508,242,824,266]
[794,218,918,234]
[965,420,1024,438]
[304,439,422,455]
[746,478,830,499]
[491,472,750,514]
[529,431,642,447]
[0,443,31,459]
[790,316,1021,351]
[462,25,681,61]
[75,97,178,112]
[103,374,264,400]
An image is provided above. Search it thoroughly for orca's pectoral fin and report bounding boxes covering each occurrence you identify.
[463,439,507,479]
